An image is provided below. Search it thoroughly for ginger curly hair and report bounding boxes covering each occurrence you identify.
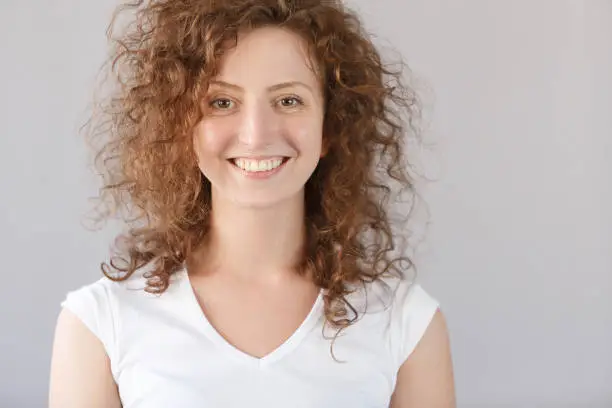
[87,0,424,331]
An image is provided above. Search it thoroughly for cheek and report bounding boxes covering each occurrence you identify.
[289,116,324,153]
[193,119,234,159]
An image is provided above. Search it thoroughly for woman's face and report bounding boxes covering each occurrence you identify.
[193,27,325,209]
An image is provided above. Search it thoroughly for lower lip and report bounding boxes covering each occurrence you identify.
[230,158,290,179]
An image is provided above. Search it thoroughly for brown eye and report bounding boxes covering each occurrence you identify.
[279,96,303,107]
[210,98,234,110]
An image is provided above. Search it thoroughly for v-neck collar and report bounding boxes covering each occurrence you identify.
[177,268,324,368]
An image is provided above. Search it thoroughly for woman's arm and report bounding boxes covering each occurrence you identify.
[49,308,122,408]
[390,310,456,408]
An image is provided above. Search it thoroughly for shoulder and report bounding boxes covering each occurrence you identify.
[389,297,455,407]
[50,306,122,408]
[50,276,126,408]
[59,276,125,363]
[62,276,116,314]
[345,275,440,363]
[59,267,187,337]
[61,270,147,316]
[376,276,441,367]
[58,267,164,360]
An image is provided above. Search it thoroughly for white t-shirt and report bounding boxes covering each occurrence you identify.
[61,267,439,408]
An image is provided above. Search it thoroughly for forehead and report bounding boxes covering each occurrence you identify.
[213,27,320,88]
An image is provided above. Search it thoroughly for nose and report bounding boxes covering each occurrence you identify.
[237,99,280,149]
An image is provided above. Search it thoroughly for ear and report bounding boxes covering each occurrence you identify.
[320,137,330,158]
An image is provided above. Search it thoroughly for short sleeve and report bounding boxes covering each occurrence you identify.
[60,279,118,364]
[390,281,440,367]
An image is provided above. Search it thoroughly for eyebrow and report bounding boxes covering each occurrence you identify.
[208,80,314,93]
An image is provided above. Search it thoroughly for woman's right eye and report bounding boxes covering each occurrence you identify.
[209,98,234,110]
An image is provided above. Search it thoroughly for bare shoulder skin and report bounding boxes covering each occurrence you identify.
[390,310,456,408]
[48,308,121,408]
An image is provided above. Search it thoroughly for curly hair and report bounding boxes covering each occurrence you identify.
[86,0,424,333]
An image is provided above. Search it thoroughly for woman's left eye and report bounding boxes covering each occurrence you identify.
[279,96,303,107]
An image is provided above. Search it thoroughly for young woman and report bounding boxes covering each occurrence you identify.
[49,0,455,407]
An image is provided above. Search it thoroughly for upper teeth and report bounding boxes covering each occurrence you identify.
[233,158,284,172]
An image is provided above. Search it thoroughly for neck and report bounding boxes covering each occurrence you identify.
[195,190,306,281]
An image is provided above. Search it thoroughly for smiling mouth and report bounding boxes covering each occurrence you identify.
[229,157,291,173]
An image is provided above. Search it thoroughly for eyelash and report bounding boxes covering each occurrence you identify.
[208,96,304,111]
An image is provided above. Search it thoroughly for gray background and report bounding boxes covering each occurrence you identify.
[1,0,610,407]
